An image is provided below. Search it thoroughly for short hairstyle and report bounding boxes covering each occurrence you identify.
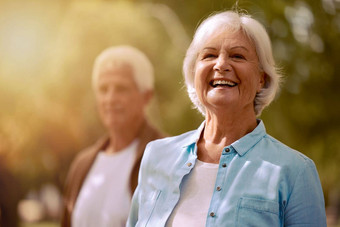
[92,45,154,92]
[183,11,283,116]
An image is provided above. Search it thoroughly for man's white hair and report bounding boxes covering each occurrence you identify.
[92,45,154,92]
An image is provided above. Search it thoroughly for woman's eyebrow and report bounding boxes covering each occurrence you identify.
[230,45,249,52]
[202,47,217,51]
[202,46,250,52]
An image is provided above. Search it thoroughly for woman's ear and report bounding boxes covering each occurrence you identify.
[257,72,266,92]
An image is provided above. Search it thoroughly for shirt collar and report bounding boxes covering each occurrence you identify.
[182,120,266,157]
[231,120,266,156]
[182,121,206,149]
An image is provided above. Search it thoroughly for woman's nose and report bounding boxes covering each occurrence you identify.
[213,55,230,72]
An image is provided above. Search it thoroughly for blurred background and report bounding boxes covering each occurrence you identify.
[0,0,339,226]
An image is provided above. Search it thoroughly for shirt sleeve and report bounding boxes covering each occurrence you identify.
[126,184,140,227]
[284,159,327,227]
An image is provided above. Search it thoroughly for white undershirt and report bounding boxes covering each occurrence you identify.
[72,139,138,227]
[166,159,219,227]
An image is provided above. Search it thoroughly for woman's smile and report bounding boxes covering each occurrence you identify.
[209,79,238,88]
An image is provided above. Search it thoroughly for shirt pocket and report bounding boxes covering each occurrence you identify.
[138,190,162,227]
[236,197,280,227]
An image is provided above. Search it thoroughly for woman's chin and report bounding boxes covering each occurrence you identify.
[205,95,237,109]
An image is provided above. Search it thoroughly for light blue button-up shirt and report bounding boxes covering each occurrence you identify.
[127,121,326,227]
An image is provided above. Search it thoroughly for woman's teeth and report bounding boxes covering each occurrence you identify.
[211,80,237,87]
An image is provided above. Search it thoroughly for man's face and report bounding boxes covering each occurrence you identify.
[94,64,148,130]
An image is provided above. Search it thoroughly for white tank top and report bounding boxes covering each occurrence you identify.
[72,139,138,227]
[166,159,219,227]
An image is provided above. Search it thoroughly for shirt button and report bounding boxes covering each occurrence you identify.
[222,163,227,168]
[225,148,230,152]
[210,212,215,217]
[187,162,192,167]
[216,186,221,191]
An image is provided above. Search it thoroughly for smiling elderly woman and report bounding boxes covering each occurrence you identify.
[127,11,327,227]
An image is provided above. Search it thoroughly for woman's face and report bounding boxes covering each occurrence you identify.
[194,29,265,115]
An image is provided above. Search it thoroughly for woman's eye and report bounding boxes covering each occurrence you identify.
[232,54,245,59]
[202,54,216,59]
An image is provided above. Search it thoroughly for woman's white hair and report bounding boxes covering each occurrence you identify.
[92,45,154,92]
[183,11,283,116]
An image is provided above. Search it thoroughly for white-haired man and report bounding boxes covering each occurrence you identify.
[62,46,164,227]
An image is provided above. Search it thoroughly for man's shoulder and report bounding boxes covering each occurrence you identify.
[70,137,108,168]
